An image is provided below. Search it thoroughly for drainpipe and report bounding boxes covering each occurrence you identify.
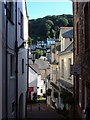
[26,46,29,117]
[15,1,18,119]
[6,2,8,119]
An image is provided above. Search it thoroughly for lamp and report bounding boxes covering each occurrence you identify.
[29,44,36,64]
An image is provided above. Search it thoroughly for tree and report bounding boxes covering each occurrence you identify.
[29,14,73,42]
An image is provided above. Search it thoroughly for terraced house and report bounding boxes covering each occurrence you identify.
[0,1,28,119]
[58,27,74,110]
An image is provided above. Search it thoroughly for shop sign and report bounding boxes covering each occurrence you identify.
[70,65,81,75]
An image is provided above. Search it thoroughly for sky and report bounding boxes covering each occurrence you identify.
[26,1,73,20]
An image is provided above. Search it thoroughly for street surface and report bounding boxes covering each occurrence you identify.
[27,102,66,120]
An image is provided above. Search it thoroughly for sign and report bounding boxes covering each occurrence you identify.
[28,87,34,93]
[70,65,81,75]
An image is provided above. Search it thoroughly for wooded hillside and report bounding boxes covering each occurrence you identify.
[29,14,73,43]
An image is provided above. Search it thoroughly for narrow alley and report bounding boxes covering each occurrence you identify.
[0,1,90,120]
[27,102,66,120]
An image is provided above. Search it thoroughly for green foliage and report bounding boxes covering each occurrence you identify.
[29,14,73,42]
[35,49,44,58]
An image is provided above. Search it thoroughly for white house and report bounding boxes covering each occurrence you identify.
[28,65,38,100]
[5,1,17,118]
[0,2,6,119]
[35,59,50,97]
[0,1,28,119]
[17,1,28,118]
[28,62,48,100]
[58,27,73,110]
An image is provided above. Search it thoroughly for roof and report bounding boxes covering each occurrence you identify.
[35,59,50,70]
[56,45,61,51]
[58,42,73,56]
[29,64,41,75]
[58,79,73,93]
[60,27,73,38]
[50,82,59,91]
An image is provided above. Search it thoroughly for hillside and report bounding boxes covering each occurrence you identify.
[28,14,73,43]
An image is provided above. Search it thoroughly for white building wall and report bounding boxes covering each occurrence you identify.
[17,1,28,117]
[61,38,73,51]
[60,52,73,85]
[0,2,2,119]
[28,68,37,99]
[6,2,16,118]
[37,75,44,96]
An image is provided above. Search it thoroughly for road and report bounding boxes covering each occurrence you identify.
[27,102,66,120]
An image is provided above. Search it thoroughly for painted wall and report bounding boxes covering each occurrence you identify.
[6,2,16,118]
[28,67,37,99]
[37,75,44,96]
[0,2,2,119]
[17,1,28,117]
[60,52,73,85]
[61,38,73,52]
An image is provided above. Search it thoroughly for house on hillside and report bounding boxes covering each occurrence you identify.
[28,64,46,100]
[17,1,28,118]
[47,40,60,109]
[35,59,50,97]
[58,27,73,110]
[47,27,73,110]
[28,64,40,100]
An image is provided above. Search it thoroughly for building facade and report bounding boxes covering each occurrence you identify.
[74,2,90,118]
[0,1,28,119]
[0,2,6,119]
[17,1,28,118]
[58,27,73,110]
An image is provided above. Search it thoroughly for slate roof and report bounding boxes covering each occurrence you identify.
[35,59,50,70]
[58,79,73,93]
[58,42,73,56]
[56,45,61,51]
[29,64,41,75]
[60,27,73,38]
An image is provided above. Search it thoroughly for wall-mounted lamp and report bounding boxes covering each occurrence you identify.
[28,44,36,64]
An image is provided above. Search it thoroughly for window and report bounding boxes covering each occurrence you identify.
[7,2,13,22]
[68,58,71,78]
[41,89,43,93]
[84,3,89,51]
[61,59,64,77]
[22,59,24,74]
[20,11,23,38]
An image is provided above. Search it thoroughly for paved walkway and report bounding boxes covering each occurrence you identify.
[27,102,66,120]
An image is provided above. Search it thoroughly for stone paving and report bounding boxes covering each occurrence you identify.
[27,102,66,120]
